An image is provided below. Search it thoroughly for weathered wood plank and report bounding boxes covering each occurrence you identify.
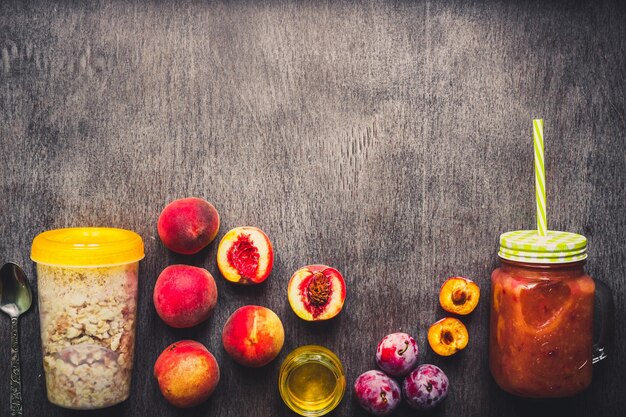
[0,1,624,416]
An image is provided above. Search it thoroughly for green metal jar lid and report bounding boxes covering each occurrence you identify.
[498,230,587,264]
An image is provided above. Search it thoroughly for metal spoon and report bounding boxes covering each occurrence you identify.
[0,263,32,417]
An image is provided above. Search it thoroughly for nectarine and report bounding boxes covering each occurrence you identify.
[154,340,220,408]
[153,265,218,328]
[157,197,220,255]
[222,305,284,367]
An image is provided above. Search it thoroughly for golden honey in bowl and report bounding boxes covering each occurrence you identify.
[279,345,345,416]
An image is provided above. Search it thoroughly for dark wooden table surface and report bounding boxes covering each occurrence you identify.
[1,1,624,416]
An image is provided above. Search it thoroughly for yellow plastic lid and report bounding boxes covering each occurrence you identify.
[31,227,145,267]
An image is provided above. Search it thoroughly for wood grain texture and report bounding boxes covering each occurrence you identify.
[1,1,625,416]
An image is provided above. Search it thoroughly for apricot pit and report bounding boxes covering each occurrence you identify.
[439,276,480,315]
[427,317,469,356]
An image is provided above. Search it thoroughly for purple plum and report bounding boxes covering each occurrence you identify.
[354,370,401,416]
[403,364,449,410]
[376,332,419,377]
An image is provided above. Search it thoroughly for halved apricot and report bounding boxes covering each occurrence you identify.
[427,317,469,356]
[439,277,480,315]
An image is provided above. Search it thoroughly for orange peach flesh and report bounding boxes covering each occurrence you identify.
[439,277,480,315]
[428,317,469,356]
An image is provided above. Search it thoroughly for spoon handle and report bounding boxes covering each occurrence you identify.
[10,317,23,417]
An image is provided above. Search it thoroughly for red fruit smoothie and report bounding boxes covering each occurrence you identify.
[489,260,595,397]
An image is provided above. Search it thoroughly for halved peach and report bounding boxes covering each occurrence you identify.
[427,317,468,356]
[217,227,273,284]
[439,277,480,315]
[287,265,346,321]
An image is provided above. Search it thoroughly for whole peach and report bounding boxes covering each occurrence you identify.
[157,197,220,255]
[222,305,285,367]
[154,340,220,408]
[154,265,218,328]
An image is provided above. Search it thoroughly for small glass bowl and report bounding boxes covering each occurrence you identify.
[278,345,346,416]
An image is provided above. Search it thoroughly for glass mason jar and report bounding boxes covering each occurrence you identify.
[31,228,144,409]
[490,230,612,398]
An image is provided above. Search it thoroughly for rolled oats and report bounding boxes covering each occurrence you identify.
[37,263,138,409]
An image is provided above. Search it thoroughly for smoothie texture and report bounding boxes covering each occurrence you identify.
[490,260,594,397]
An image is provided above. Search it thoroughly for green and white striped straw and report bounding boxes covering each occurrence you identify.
[533,119,547,236]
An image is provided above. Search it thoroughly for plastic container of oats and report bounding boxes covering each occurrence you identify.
[31,227,144,409]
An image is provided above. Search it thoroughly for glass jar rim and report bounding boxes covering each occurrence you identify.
[498,255,587,268]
